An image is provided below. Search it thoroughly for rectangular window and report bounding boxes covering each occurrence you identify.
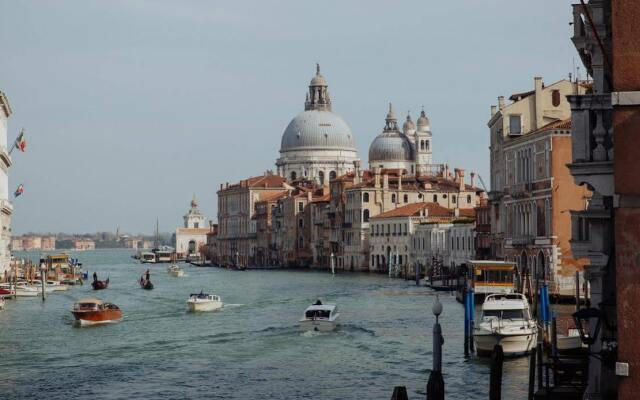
[298,202,303,212]
[509,115,522,135]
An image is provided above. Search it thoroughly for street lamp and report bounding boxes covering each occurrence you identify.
[572,307,603,346]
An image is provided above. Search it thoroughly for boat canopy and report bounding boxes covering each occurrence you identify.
[482,294,528,311]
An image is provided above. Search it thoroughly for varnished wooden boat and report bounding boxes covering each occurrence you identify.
[71,298,122,326]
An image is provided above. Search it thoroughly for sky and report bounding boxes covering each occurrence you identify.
[0,0,580,235]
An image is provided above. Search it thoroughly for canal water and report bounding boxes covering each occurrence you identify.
[0,250,529,399]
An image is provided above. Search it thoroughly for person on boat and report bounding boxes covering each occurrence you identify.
[314,299,322,306]
[145,269,150,282]
[93,272,98,282]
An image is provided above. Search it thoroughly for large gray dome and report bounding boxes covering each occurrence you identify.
[280,110,356,152]
[368,132,414,162]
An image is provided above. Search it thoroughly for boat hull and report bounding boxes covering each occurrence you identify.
[299,319,337,332]
[473,331,537,356]
[187,300,222,312]
[71,310,122,326]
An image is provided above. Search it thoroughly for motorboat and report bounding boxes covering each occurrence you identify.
[0,286,15,298]
[167,265,184,277]
[47,281,70,291]
[473,293,537,356]
[0,282,40,297]
[187,292,222,312]
[140,252,156,264]
[71,298,122,326]
[299,300,339,332]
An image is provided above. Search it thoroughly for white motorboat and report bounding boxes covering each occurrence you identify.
[473,293,537,356]
[187,292,222,312]
[46,280,70,291]
[299,300,339,332]
[0,283,39,297]
[167,265,184,277]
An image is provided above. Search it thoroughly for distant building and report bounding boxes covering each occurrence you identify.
[11,235,56,251]
[0,91,12,274]
[175,195,209,258]
[74,239,95,251]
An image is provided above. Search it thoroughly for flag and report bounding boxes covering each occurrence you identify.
[15,130,26,152]
[14,184,24,198]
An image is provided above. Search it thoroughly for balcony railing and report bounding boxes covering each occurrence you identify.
[567,93,614,195]
[510,235,535,246]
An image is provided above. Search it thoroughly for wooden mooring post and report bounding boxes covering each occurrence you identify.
[528,345,536,400]
[489,344,504,400]
[390,386,408,400]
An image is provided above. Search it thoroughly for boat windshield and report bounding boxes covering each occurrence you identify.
[76,303,100,310]
[483,309,526,320]
[305,309,331,319]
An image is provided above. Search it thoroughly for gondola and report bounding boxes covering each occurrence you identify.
[139,278,154,290]
[91,277,109,290]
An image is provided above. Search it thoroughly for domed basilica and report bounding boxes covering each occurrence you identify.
[276,65,359,185]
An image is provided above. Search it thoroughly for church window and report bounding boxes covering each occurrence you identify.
[425,140,429,150]
[420,140,425,150]
[363,209,370,222]
[403,194,408,203]
[290,171,297,181]
[194,222,199,228]
[452,195,457,204]
[433,194,438,202]
[318,171,325,185]
[363,192,370,203]
[329,171,337,180]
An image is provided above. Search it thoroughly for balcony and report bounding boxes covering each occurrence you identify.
[509,235,534,246]
[567,93,614,196]
[0,200,12,215]
[0,146,11,169]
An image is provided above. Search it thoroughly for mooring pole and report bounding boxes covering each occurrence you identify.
[575,270,580,311]
[463,287,469,356]
[489,344,504,400]
[390,386,408,400]
[528,346,536,400]
[427,295,445,400]
[469,287,475,352]
[40,263,46,301]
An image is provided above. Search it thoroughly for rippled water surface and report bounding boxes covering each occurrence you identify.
[0,250,529,399]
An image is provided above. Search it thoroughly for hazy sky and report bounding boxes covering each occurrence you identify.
[1,0,579,234]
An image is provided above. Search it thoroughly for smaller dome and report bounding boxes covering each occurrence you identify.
[368,134,414,162]
[403,112,415,134]
[417,108,431,132]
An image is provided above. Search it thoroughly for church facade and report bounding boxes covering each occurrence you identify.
[175,196,209,259]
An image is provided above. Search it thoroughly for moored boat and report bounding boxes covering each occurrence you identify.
[47,280,70,291]
[473,293,537,356]
[167,265,184,277]
[0,286,15,298]
[71,298,122,326]
[187,292,222,312]
[299,300,339,332]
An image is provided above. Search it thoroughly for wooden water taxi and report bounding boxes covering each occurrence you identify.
[71,298,122,326]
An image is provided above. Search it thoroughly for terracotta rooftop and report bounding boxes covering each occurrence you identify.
[372,202,453,219]
[223,174,287,191]
[257,190,289,203]
[529,118,571,135]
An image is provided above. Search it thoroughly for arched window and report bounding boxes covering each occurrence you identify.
[425,140,429,150]
[467,195,472,203]
[329,171,337,180]
[452,195,457,204]
[363,209,370,222]
[552,90,561,107]
[391,194,396,203]
[433,194,438,202]
[403,194,408,203]
[318,171,325,185]
[420,140,425,150]
[363,192,370,203]
[290,171,297,181]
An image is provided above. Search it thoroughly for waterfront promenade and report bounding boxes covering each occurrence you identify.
[0,250,530,399]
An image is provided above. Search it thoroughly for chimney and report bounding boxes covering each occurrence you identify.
[374,167,381,189]
[470,172,476,188]
[491,105,497,117]
[443,163,449,179]
[398,174,402,191]
[383,173,389,190]
[225,182,229,189]
[458,169,465,190]
[220,183,223,191]
[534,76,543,129]
[498,96,505,110]
[353,160,361,184]
[307,191,312,202]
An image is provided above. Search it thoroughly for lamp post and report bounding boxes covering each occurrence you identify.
[427,295,445,400]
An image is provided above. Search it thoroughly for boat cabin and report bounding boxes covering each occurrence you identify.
[304,304,337,320]
[466,260,516,295]
[481,293,531,320]
[140,252,156,263]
